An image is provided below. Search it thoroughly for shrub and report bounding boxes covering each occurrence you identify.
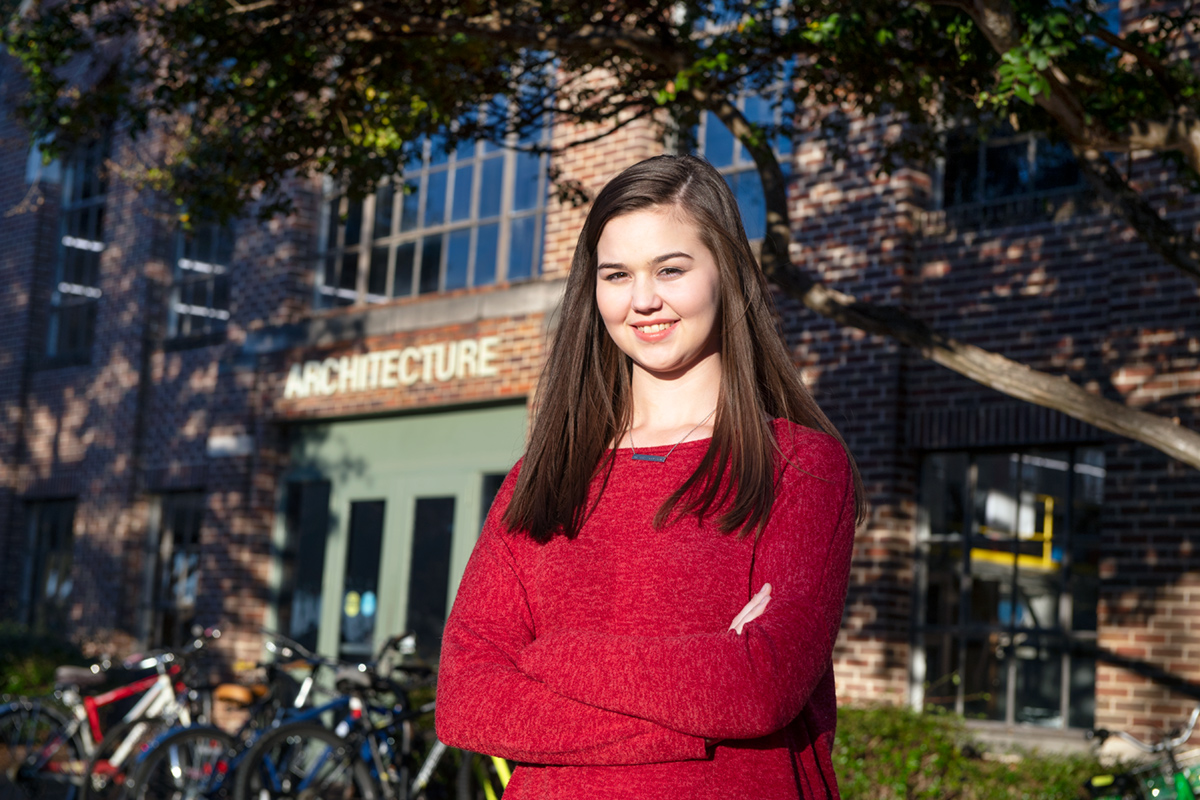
[835,704,1104,800]
[0,622,86,698]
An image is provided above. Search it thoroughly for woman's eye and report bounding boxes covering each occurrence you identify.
[601,271,628,281]
[659,266,683,277]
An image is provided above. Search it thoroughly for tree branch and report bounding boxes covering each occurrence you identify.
[701,88,1200,470]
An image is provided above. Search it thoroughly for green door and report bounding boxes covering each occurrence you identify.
[274,403,526,661]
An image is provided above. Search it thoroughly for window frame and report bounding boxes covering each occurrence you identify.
[912,445,1104,730]
[167,219,234,346]
[46,139,109,365]
[22,498,77,632]
[316,124,551,308]
[691,92,794,242]
[935,128,1091,227]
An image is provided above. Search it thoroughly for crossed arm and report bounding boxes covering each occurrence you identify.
[435,444,855,761]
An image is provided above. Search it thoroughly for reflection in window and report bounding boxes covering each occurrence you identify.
[692,92,793,240]
[319,122,549,307]
[917,447,1103,729]
[170,221,233,341]
[47,139,109,362]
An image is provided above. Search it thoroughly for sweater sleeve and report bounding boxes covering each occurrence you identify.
[435,473,709,766]
[515,436,856,741]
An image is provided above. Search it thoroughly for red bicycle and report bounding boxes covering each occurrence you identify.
[0,628,219,800]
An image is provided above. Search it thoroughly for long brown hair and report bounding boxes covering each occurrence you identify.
[505,154,865,543]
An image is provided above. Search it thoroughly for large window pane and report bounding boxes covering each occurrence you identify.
[340,500,385,661]
[406,497,456,660]
[419,235,443,294]
[279,481,331,654]
[508,216,538,281]
[474,223,499,286]
[446,230,470,291]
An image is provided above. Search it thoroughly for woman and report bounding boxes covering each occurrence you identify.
[436,154,864,799]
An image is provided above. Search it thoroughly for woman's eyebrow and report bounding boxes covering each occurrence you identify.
[596,251,693,271]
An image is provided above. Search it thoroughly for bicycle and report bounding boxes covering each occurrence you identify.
[231,634,455,800]
[122,632,341,800]
[1085,705,1200,800]
[0,628,219,800]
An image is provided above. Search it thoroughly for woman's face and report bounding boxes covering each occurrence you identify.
[595,206,722,381]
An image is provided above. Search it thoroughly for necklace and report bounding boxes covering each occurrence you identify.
[628,409,716,463]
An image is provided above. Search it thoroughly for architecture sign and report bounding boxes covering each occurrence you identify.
[283,335,501,399]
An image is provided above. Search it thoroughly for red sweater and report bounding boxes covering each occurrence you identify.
[436,419,856,799]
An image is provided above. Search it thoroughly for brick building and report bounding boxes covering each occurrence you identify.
[2,61,1199,747]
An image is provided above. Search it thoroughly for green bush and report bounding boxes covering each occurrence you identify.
[835,705,1104,800]
[0,622,86,698]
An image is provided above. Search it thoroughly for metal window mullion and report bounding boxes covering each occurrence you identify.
[468,148,484,287]
[386,179,402,298]
[356,194,377,304]
[496,142,517,282]
[1059,447,1079,726]
[957,456,978,717]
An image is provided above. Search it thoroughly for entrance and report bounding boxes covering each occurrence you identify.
[273,403,526,661]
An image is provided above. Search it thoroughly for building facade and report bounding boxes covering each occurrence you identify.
[2,61,1199,746]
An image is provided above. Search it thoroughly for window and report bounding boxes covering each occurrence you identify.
[149,492,206,647]
[693,94,793,241]
[318,125,550,307]
[47,139,108,362]
[940,130,1088,223]
[169,221,233,342]
[22,499,77,631]
[915,448,1103,729]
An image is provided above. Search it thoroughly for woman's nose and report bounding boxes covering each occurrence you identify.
[630,276,662,312]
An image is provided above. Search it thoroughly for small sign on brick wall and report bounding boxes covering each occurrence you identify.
[282,335,502,400]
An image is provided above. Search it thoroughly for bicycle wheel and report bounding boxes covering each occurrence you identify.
[123,726,236,800]
[232,723,374,800]
[79,717,172,800]
[451,752,509,800]
[0,701,87,800]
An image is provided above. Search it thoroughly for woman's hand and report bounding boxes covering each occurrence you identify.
[728,583,771,635]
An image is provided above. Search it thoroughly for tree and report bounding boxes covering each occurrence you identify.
[3,0,1200,467]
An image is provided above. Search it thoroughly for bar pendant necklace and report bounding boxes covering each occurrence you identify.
[628,409,716,463]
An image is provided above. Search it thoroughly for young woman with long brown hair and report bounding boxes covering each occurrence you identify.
[436,154,863,798]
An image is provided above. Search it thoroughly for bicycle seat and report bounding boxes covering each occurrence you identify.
[214,683,268,708]
[55,665,105,688]
[334,666,372,690]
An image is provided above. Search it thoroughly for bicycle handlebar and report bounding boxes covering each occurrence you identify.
[1089,705,1200,753]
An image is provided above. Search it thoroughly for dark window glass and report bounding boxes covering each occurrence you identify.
[419,236,443,294]
[23,499,76,632]
[394,241,416,297]
[480,474,507,531]
[400,180,421,233]
[446,230,470,291]
[474,223,499,286]
[406,497,456,660]
[368,247,389,299]
[452,165,474,221]
[508,216,537,281]
[479,157,504,218]
[339,500,385,660]
[278,481,331,654]
[425,170,447,227]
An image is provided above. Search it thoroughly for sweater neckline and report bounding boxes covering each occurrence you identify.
[608,435,713,454]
